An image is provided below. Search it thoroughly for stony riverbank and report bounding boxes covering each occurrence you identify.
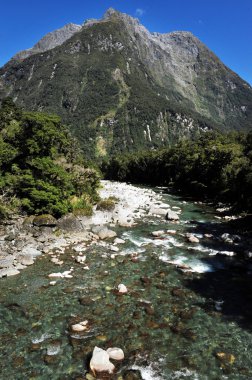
[0,181,172,278]
[1,181,251,280]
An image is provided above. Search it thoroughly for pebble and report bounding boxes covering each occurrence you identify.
[76,255,86,263]
[110,245,119,252]
[118,284,128,294]
[187,234,200,243]
[167,230,177,235]
[71,321,89,332]
[114,238,125,244]
[151,230,165,237]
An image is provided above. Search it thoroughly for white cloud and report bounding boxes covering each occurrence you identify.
[135,8,145,17]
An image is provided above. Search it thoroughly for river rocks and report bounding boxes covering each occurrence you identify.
[110,245,119,252]
[149,206,168,216]
[221,233,241,244]
[20,246,42,257]
[187,234,200,243]
[0,256,15,268]
[0,268,20,277]
[75,255,86,264]
[171,287,186,298]
[114,238,125,244]
[151,230,165,237]
[48,269,73,279]
[16,254,34,266]
[48,272,63,278]
[166,210,179,221]
[33,214,57,227]
[216,352,235,365]
[51,257,64,265]
[4,232,16,241]
[57,213,83,231]
[118,284,128,294]
[71,320,89,332]
[92,226,117,240]
[167,229,177,235]
[90,346,115,375]
[106,347,124,360]
[123,370,143,380]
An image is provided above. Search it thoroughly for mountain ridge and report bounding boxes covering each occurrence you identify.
[1,8,251,158]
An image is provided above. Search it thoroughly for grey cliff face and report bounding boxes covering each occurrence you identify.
[12,23,82,61]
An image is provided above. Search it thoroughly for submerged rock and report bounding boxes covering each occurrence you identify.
[118,284,128,294]
[71,320,89,332]
[90,346,115,375]
[216,352,235,365]
[106,347,124,360]
[123,369,143,380]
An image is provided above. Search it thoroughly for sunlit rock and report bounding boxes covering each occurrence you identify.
[166,210,179,221]
[90,346,115,375]
[118,283,128,294]
[107,347,124,360]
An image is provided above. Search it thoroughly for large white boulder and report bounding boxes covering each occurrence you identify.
[90,346,115,375]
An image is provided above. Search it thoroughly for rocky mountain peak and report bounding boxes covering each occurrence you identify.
[103,8,118,18]
[12,22,82,61]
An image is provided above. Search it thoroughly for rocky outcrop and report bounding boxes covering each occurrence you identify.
[12,23,82,61]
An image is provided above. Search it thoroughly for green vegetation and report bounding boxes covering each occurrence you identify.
[4,15,251,160]
[0,98,100,218]
[103,131,252,212]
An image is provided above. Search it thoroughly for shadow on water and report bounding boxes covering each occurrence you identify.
[183,217,252,331]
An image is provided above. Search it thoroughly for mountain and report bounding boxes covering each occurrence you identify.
[1,8,252,158]
[12,23,82,61]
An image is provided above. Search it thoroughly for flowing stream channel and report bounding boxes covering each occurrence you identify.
[0,184,252,379]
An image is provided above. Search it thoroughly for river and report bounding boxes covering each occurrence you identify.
[0,183,251,379]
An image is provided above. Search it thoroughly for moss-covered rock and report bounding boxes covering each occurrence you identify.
[96,198,116,211]
[33,214,57,227]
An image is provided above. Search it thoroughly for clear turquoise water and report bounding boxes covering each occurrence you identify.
[0,188,252,380]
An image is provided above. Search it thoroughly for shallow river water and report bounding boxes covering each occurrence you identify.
[0,187,252,380]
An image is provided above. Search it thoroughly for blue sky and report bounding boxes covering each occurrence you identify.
[0,0,251,84]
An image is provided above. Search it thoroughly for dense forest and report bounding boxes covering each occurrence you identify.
[1,97,251,218]
[0,98,100,218]
[103,131,252,213]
